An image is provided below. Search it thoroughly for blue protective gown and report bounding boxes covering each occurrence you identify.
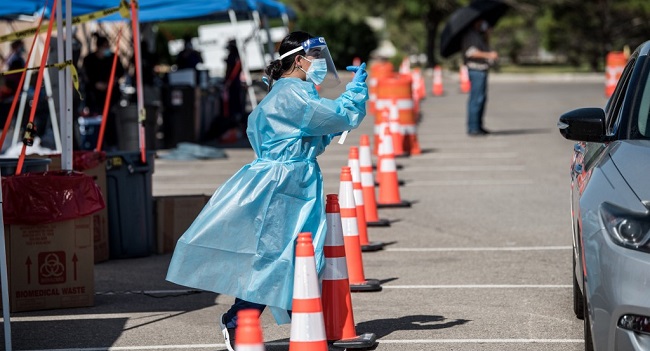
[166,77,368,324]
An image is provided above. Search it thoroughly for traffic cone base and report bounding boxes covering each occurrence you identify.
[361,242,385,252]
[332,333,378,349]
[377,200,412,208]
[350,278,382,292]
[366,218,391,227]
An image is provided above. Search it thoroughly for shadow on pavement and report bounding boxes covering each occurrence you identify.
[489,128,552,136]
[356,314,471,339]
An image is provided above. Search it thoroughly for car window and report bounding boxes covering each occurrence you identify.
[606,58,636,135]
[636,62,650,138]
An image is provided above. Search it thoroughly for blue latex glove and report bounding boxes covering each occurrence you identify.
[346,62,367,83]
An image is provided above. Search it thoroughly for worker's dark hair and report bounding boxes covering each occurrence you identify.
[10,40,23,50]
[92,33,109,49]
[264,31,314,90]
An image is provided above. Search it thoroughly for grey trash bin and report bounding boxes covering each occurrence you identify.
[105,150,155,258]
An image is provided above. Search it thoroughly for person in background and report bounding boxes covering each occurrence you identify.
[175,35,203,70]
[166,31,369,351]
[81,33,124,150]
[461,18,498,136]
[1,40,26,100]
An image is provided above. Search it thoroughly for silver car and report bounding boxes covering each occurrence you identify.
[559,40,650,351]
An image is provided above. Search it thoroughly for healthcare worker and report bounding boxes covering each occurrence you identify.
[166,31,368,351]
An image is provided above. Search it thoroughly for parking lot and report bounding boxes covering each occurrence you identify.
[1,71,607,350]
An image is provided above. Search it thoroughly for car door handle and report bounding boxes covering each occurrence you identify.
[574,143,585,154]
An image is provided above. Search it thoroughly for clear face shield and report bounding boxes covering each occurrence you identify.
[280,37,340,87]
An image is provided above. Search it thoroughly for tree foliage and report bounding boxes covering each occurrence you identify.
[281,0,650,71]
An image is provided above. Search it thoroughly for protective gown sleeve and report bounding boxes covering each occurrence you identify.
[299,81,369,136]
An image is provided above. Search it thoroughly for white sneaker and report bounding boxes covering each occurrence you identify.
[219,313,236,351]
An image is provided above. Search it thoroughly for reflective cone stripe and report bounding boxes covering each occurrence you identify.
[235,309,265,351]
[348,147,370,246]
[323,194,357,340]
[359,135,380,222]
[289,233,327,351]
[432,65,444,96]
[460,65,471,93]
[338,167,366,284]
[378,126,403,204]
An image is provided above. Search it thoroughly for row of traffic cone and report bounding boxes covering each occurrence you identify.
[431,64,471,96]
[398,57,471,96]
[232,195,379,351]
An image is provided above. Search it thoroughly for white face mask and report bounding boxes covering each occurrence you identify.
[300,57,328,85]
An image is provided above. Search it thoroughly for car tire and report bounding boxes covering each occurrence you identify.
[573,256,585,320]
[583,278,595,351]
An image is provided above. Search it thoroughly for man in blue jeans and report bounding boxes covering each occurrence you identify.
[461,18,499,136]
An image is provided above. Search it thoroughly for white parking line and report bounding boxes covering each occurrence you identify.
[384,284,571,289]
[387,246,571,252]
[30,339,584,350]
[412,152,519,159]
[398,165,526,172]
[407,179,534,186]
[378,339,583,344]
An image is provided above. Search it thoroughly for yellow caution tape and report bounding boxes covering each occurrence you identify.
[2,60,83,100]
[0,0,131,44]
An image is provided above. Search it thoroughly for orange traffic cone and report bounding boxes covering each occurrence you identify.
[399,56,411,74]
[377,126,411,208]
[459,65,471,93]
[235,309,265,351]
[352,57,361,67]
[348,147,384,252]
[322,194,378,349]
[339,167,382,292]
[359,135,390,227]
[289,232,328,351]
[432,65,444,96]
[376,110,405,187]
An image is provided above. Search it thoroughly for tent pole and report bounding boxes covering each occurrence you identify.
[56,0,67,167]
[229,9,257,110]
[41,49,62,153]
[251,11,268,66]
[0,170,12,351]
[62,0,73,171]
[11,52,35,149]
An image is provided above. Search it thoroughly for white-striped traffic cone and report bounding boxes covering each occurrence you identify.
[377,126,411,208]
[339,167,382,292]
[235,309,265,351]
[348,146,384,252]
[359,134,391,227]
[289,232,328,351]
[322,194,377,349]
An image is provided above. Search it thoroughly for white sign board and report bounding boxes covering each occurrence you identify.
[195,21,287,78]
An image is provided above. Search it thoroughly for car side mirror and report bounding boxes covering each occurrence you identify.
[557,107,607,142]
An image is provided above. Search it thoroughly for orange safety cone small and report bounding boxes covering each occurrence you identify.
[377,126,411,208]
[322,194,378,349]
[432,65,444,96]
[339,167,382,292]
[359,135,390,227]
[459,65,471,94]
[376,110,405,187]
[289,232,328,351]
[235,309,266,351]
[348,147,384,252]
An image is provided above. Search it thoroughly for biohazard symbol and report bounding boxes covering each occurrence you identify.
[38,251,66,285]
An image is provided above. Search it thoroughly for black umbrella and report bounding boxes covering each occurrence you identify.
[439,0,510,58]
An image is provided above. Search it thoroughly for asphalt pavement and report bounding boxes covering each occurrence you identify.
[1,70,608,351]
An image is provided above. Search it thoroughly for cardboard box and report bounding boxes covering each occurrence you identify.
[155,195,208,254]
[38,154,109,263]
[3,216,95,312]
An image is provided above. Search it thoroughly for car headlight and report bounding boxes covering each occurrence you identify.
[600,202,650,251]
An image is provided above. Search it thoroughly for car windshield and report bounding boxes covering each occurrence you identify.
[636,59,650,138]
